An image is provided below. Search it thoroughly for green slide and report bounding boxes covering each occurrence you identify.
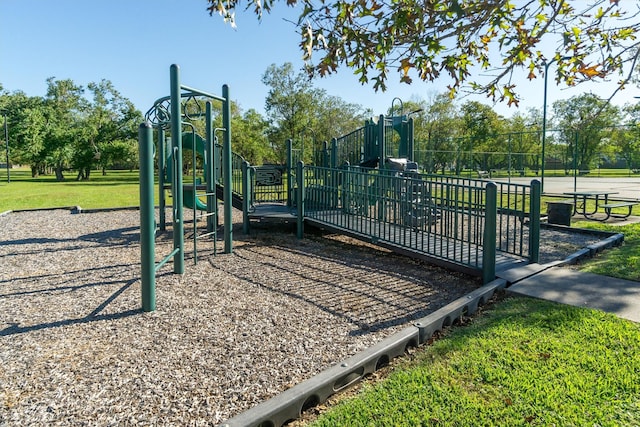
[167,133,208,211]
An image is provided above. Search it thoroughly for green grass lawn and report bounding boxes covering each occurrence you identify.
[311,297,640,426]
[0,168,149,211]
[571,221,640,282]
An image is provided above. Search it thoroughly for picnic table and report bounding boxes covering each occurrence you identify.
[562,190,638,221]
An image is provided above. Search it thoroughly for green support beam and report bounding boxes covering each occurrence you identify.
[170,64,185,274]
[158,127,167,232]
[296,161,305,239]
[138,122,156,312]
[529,179,541,263]
[205,101,216,235]
[482,182,497,284]
[223,84,233,254]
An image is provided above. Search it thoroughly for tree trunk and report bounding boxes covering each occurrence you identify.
[55,165,65,181]
[75,168,91,180]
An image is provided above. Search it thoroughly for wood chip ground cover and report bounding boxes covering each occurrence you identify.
[0,209,602,425]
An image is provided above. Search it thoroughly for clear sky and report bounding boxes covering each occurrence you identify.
[1,0,639,119]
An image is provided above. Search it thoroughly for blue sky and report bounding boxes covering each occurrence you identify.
[1,0,639,119]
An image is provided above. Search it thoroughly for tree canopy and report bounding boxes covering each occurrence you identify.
[262,62,369,162]
[0,78,142,180]
[207,0,640,106]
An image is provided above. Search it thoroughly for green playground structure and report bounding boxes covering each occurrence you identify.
[139,64,233,312]
[138,65,542,314]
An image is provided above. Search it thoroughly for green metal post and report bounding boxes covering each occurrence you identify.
[286,139,293,207]
[158,126,166,231]
[3,111,9,183]
[331,138,338,208]
[529,179,541,263]
[222,84,233,254]
[378,114,385,163]
[139,122,156,312]
[330,138,337,169]
[205,101,215,234]
[322,140,329,168]
[396,116,408,158]
[407,117,414,161]
[170,64,184,274]
[213,129,220,232]
[482,182,497,284]
[573,130,578,192]
[242,160,250,234]
[297,161,305,239]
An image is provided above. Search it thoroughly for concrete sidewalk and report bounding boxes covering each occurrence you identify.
[503,267,640,323]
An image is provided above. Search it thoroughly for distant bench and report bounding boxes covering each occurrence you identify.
[600,201,639,220]
[477,170,490,179]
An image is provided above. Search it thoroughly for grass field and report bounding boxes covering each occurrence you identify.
[571,220,640,282]
[310,297,640,426]
[0,168,152,211]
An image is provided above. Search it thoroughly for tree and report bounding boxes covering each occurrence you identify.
[415,93,463,173]
[307,91,369,154]
[98,139,138,171]
[84,80,142,178]
[460,101,506,172]
[1,78,142,179]
[262,62,368,163]
[0,90,48,176]
[232,108,273,164]
[505,112,542,174]
[207,0,640,106]
[552,93,621,172]
[616,103,640,172]
[43,78,86,181]
[262,62,317,158]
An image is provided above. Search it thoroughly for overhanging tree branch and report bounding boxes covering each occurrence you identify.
[206,0,640,105]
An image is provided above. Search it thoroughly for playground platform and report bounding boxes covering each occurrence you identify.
[247,203,296,222]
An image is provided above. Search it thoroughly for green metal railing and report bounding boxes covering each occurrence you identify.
[245,164,287,205]
[334,126,368,166]
[418,173,540,262]
[213,142,245,199]
[297,164,540,281]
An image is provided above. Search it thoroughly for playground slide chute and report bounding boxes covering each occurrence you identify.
[167,133,208,211]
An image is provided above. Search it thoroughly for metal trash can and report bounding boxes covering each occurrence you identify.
[547,201,573,226]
